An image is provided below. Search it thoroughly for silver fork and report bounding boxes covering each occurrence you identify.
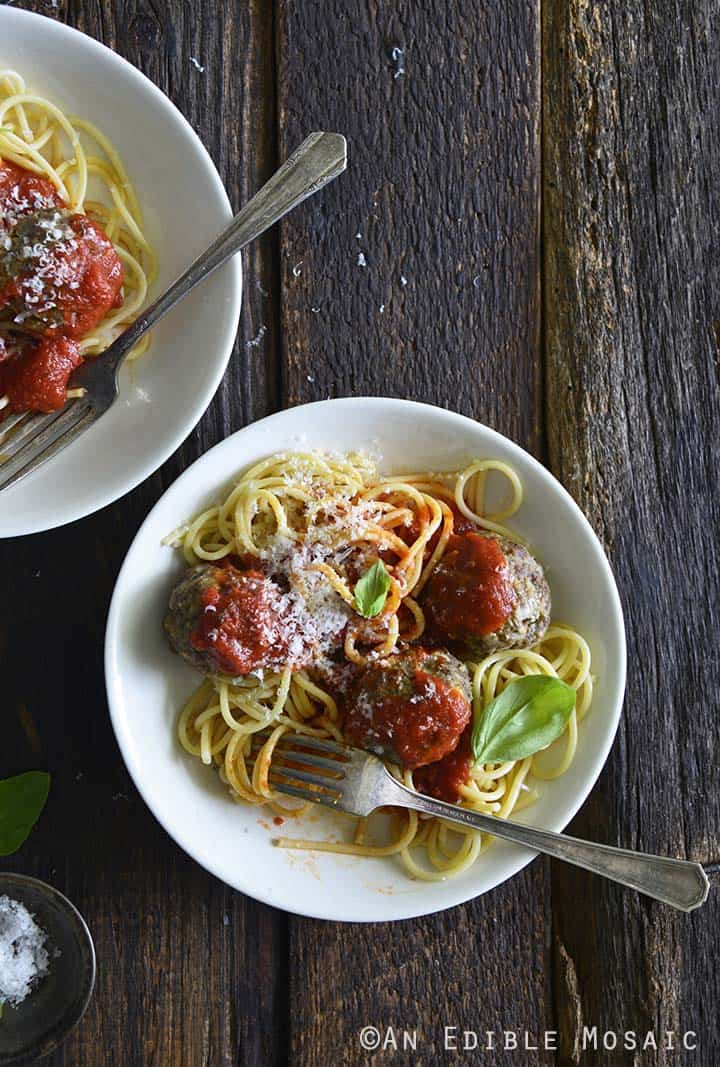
[258,734,710,911]
[0,131,347,493]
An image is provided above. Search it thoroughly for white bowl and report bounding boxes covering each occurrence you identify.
[0,9,242,536]
[105,398,627,922]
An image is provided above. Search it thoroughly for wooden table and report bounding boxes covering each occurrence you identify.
[2,1,719,1063]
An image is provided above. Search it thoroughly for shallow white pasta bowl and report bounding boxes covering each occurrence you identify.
[0,8,242,536]
[105,398,627,922]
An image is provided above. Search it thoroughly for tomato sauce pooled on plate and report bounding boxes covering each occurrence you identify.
[0,161,124,416]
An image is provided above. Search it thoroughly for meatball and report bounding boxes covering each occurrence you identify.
[164,562,312,676]
[423,532,551,657]
[344,646,472,769]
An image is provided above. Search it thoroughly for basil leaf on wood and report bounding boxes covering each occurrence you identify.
[354,560,391,618]
[471,676,575,765]
[0,771,51,856]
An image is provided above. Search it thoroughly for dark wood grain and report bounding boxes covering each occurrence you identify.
[0,2,286,1065]
[276,0,542,444]
[544,0,720,1062]
[276,2,549,1064]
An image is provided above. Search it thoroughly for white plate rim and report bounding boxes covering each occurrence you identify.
[0,7,243,537]
[105,398,627,922]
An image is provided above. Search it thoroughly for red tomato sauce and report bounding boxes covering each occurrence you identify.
[424,532,515,640]
[413,727,473,803]
[0,160,62,219]
[0,337,82,413]
[190,568,296,676]
[0,160,124,416]
[345,665,471,770]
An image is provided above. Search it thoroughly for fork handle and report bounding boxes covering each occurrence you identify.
[391,781,709,911]
[99,131,347,377]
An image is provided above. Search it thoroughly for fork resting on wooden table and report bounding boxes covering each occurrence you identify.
[257,732,710,912]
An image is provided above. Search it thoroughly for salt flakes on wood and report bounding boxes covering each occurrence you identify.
[245,324,267,349]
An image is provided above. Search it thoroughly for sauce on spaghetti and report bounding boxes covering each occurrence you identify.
[0,160,124,416]
[414,728,473,803]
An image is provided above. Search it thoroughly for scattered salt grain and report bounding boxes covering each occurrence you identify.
[306,375,315,383]
[379,304,385,313]
[357,252,367,268]
[245,325,267,349]
[292,262,303,277]
[400,275,408,286]
[355,232,362,240]
[190,57,205,72]
[391,46,405,79]
[0,897,50,1008]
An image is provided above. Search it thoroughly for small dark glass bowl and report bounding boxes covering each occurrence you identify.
[0,874,95,1065]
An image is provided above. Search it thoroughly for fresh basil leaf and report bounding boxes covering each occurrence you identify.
[354,560,391,618]
[472,676,575,765]
[0,771,51,856]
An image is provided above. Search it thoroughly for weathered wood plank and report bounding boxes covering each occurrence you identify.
[544,0,720,1061]
[277,0,542,445]
[1,2,285,1065]
[276,2,547,1063]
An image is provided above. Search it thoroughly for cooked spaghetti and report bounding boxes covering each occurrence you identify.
[165,451,593,881]
[0,69,155,420]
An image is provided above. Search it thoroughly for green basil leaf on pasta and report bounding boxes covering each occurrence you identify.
[471,676,575,765]
[0,771,51,856]
[354,560,391,618]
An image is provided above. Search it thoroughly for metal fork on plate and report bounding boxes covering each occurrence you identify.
[0,131,347,492]
[258,733,710,912]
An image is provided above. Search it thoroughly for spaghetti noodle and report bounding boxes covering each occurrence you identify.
[167,451,593,881]
[0,69,155,417]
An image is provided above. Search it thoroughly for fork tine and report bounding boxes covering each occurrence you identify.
[272,746,349,773]
[269,764,343,789]
[0,402,96,491]
[251,733,350,771]
[268,780,343,809]
[276,734,351,757]
[0,411,31,441]
[0,408,69,459]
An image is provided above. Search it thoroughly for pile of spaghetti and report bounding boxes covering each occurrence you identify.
[0,69,155,418]
[168,451,593,881]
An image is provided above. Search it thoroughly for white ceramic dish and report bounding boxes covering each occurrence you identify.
[0,8,242,537]
[105,398,627,922]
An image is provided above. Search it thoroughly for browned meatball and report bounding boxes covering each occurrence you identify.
[165,563,311,676]
[344,647,472,769]
[423,532,551,657]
